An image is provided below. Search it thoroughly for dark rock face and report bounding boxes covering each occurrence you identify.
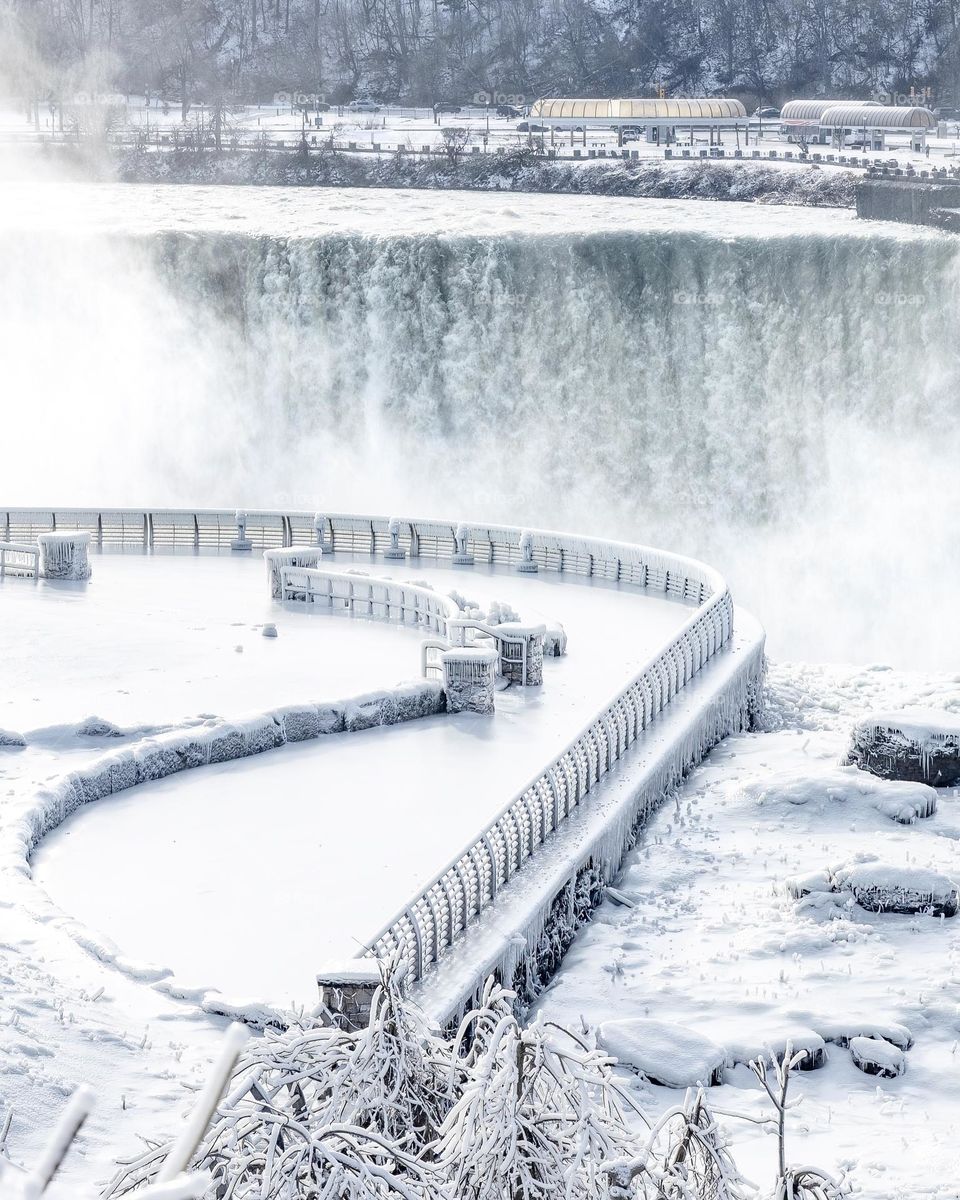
[843,712,960,787]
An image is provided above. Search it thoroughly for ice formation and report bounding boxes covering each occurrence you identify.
[844,709,960,785]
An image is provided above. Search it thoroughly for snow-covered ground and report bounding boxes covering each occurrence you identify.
[3,95,956,176]
[532,661,960,1199]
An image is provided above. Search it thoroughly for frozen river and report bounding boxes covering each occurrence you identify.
[0,178,938,240]
[25,549,693,1003]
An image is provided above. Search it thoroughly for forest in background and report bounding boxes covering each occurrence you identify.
[1,0,957,120]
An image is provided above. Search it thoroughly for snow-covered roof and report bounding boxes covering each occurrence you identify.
[613,98,746,119]
[530,97,746,120]
[820,104,936,129]
[780,99,880,122]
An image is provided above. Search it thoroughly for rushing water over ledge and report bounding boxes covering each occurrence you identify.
[1,184,956,666]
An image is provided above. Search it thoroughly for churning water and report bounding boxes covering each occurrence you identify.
[1,183,957,667]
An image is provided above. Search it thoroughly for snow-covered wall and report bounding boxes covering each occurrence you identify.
[8,681,445,870]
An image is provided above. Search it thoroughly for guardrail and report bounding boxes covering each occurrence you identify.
[2,505,734,991]
[280,565,459,634]
[280,564,539,684]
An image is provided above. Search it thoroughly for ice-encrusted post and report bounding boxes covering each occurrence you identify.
[516,529,538,573]
[383,517,407,560]
[442,646,498,713]
[230,510,252,551]
[37,532,92,581]
[313,513,332,552]
[452,522,475,566]
[317,960,382,1030]
[497,622,546,686]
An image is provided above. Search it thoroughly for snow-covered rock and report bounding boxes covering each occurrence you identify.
[725,1028,827,1071]
[597,1018,726,1087]
[819,1020,913,1051]
[849,1035,906,1078]
[843,710,960,787]
[0,728,26,748]
[75,715,124,737]
[744,767,937,823]
[786,868,833,899]
[831,860,959,917]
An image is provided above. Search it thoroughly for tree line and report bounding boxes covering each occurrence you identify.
[3,0,959,118]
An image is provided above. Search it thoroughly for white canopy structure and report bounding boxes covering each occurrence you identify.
[779,99,880,122]
[819,104,935,129]
[528,97,748,143]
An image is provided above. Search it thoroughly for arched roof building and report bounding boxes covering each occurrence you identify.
[530,98,746,122]
[780,99,880,122]
[818,104,935,128]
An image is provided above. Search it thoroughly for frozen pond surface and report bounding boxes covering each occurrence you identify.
[26,550,692,1002]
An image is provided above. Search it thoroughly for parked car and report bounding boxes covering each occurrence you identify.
[496,104,522,118]
[620,125,643,141]
[516,121,548,132]
[752,106,780,119]
[433,101,462,114]
[348,99,380,112]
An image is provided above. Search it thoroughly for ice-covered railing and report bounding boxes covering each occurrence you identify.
[2,506,734,988]
[0,541,39,579]
[279,565,460,634]
[363,579,732,983]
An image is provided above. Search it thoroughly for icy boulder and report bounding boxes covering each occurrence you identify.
[849,1035,906,1078]
[831,860,958,917]
[76,715,124,737]
[725,1028,827,1071]
[843,710,960,787]
[819,1020,913,1051]
[597,1019,725,1087]
[745,768,937,823]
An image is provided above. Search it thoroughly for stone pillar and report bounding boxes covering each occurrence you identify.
[383,517,407,560]
[317,961,382,1030]
[516,530,538,573]
[452,522,475,566]
[497,622,546,686]
[442,646,498,713]
[231,510,253,551]
[37,532,92,581]
[314,513,332,552]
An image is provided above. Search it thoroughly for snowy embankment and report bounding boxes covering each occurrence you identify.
[532,659,960,1200]
[48,144,858,208]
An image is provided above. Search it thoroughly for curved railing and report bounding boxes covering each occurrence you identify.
[363,574,732,982]
[2,505,734,987]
